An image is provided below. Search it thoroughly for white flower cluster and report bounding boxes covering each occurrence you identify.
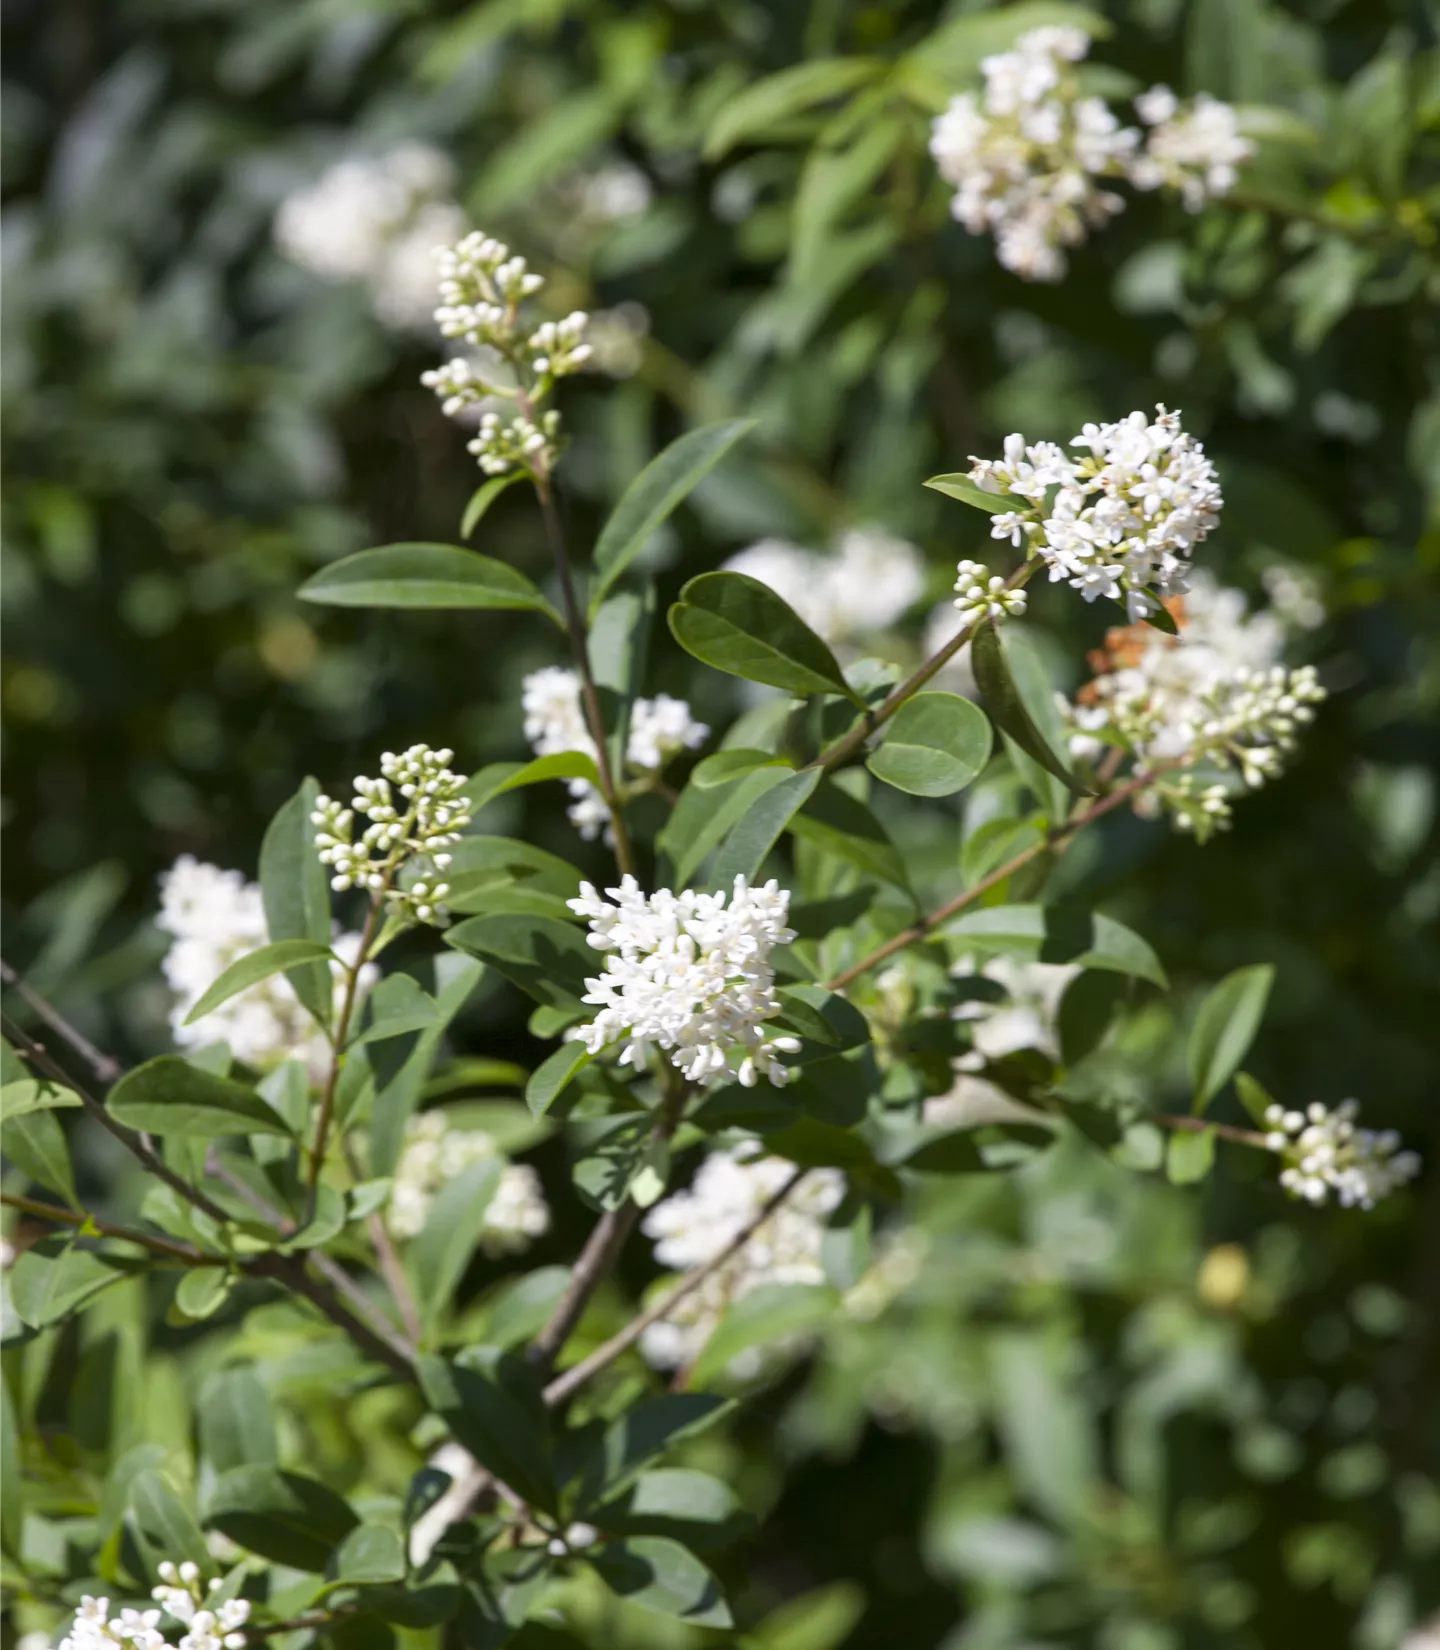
[723,526,926,649]
[569,876,800,1088]
[1062,575,1325,837]
[421,232,589,479]
[952,559,1028,623]
[158,857,371,1080]
[929,27,1252,280]
[1264,1100,1420,1209]
[387,1111,549,1251]
[971,406,1222,621]
[59,1566,249,1650]
[274,145,464,329]
[313,745,471,924]
[639,1147,845,1371]
[520,667,708,841]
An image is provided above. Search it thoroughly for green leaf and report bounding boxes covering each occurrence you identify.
[184,940,335,1026]
[0,1079,81,1120]
[131,1470,211,1573]
[409,1157,503,1326]
[577,1394,734,1509]
[1234,1071,1278,1129]
[1,1374,22,1555]
[691,749,790,789]
[972,620,1090,797]
[1166,1125,1216,1184]
[198,1368,277,1473]
[704,58,885,158]
[526,1042,591,1117]
[946,904,1166,988]
[417,1354,555,1514]
[464,752,602,816]
[351,972,440,1049]
[204,1465,359,1572]
[591,1535,732,1628]
[445,914,593,1011]
[710,769,823,885]
[991,1331,1099,1523]
[570,1113,653,1211]
[749,1583,867,1650]
[790,778,910,890]
[108,1056,293,1138]
[8,1244,133,1328]
[299,544,562,628]
[260,777,334,1026]
[476,86,620,213]
[591,420,757,611]
[670,572,859,702]
[479,1266,570,1349]
[923,473,1011,514]
[588,1469,748,1556]
[1188,965,1275,1114]
[331,1525,406,1586]
[461,472,524,539]
[1,1109,79,1205]
[866,691,993,797]
[663,766,794,890]
[171,1268,234,1323]
[691,1283,837,1385]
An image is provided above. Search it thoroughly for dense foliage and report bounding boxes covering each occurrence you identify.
[3,2,1438,1649]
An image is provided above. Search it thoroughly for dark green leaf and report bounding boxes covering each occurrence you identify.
[591,421,757,610]
[461,473,524,539]
[670,572,859,702]
[108,1056,293,1138]
[409,1157,503,1325]
[972,620,1090,796]
[664,765,793,890]
[131,1470,211,1573]
[790,779,910,890]
[299,544,562,627]
[445,913,593,1011]
[946,904,1166,988]
[526,1042,591,1117]
[417,1354,555,1514]
[1,1109,79,1204]
[591,1535,732,1627]
[260,777,334,1025]
[204,1465,359,1572]
[184,940,334,1026]
[1189,965,1274,1114]
[773,985,870,1052]
[589,1469,747,1555]
[710,768,822,885]
[352,972,441,1048]
[866,691,993,797]
[923,473,1011,514]
[576,1394,734,1509]
[692,749,790,789]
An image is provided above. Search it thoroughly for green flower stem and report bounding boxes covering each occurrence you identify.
[307,887,386,1199]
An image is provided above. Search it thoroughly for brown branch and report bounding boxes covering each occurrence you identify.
[342,1137,423,1345]
[0,957,121,1083]
[528,1200,643,1377]
[1155,1113,1271,1150]
[542,1165,808,1407]
[1,1191,216,1264]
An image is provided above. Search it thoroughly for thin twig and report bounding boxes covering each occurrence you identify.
[0,957,121,1083]
[1156,1113,1270,1150]
[1,1191,216,1264]
[542,1165,808,1407]
[529,1200,643,1377]
[342,1137,423,1345]
[308,895,384,1196]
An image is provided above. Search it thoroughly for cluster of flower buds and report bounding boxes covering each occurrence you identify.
[420,231,589,480]
[1263,1100,1420,1209]
[59,1566,250,1650]
[953,559,1028,623]
[312,745,471,925]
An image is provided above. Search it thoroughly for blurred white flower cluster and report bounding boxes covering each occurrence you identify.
[387,1110,549,1250]
[521,667,708,841]
[313,745,471,924]
[60,1566,249,1650]
[929,27,1252,280]
[569,875,799,1088]
[158,857,371,1080]
[1263,1100,1420,1209]
[421,232,589,479]
[639,1147,845,1371]
[1062,574,1326,837]
[274,145,464,329]
[971,406,1223,622]
[724,526,926,649]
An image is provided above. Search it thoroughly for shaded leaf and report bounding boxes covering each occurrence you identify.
[108,1057,293,1138]
[409,1157,503,1326]
[299,544,562,628]
[867,691,993,797]
[331,1525,406,1585]
[591,1535,732,1627]
[417,1354,555,1514]
[711,768,822,885]
[259,777,334,1026]
[1189,965,1274,1114]
[131,1470,211,1573]
[972,620,1090,796]
[946,904,1166,988]
[526,1042,591,1117]
[670,572,859,702]
[204,1465,359,1572]
[576,1394,734,1508]
[461,472,524,539]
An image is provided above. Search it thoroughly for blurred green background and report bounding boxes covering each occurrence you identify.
[3,0,1438,1644]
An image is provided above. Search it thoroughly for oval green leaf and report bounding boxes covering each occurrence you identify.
[670,572,860,703]
[866,691,993,797]
[184,940,335,1027]
[299,544,562,628]
[108,1056,294,1139]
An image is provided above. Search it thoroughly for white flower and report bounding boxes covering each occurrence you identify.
[723,525,926,648]
[275,146,464,330]
[312,745,471,925]
[1264,1100,1420,1209]
[387,1111,550,1251]
[158,858,373,1080]
[568,876,801,1089]
[1130,87,1253,210]
[928,32,1249,279]
[639,1146,844,1371]
[969,406,1223,618]
[520,668,707,841]
[952,558,1028,622]
[59,1571,250,1650]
